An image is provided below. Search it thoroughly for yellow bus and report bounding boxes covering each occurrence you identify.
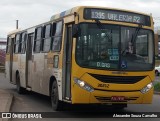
[5,6,155,111]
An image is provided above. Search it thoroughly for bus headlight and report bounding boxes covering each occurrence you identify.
[140,82,153,94]
[74,78,94,92]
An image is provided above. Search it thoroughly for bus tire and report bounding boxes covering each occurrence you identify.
[51,81,63,111]
[16,74,24,94]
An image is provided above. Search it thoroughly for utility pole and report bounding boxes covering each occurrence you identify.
[16,20,19,29]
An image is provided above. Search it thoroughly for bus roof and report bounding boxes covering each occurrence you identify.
[50,6,151,21]
[50,6,79,21]
[8,6,152,36]
[8,29,21,35]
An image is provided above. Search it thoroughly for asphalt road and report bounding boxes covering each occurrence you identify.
[0,73,160,121]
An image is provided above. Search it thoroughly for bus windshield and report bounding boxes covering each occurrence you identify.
[75,23,154,71]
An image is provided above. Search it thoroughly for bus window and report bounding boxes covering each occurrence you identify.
[52,21,63,52]
[15,34,21,53]
[20,32,27,53]
[136,35,148,56]
[42,24,51,52]
[34,27,42,53]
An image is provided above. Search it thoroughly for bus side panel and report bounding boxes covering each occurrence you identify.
[19,53,26,88]
[31,53,44,93]
[39,53,52,96]
[5,54,10,81]
[42,51,63,98]
[42,68,52,96]
[12,54,18,84]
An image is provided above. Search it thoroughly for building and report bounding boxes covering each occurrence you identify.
[155,29,160,57]
[0,38,6,65]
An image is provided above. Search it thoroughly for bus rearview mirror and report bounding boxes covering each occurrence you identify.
[72,24,79,38]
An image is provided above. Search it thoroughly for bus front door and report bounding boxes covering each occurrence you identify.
[9,38,14,83]
[63,24,73,101]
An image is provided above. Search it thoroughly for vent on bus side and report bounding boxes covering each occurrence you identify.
[89,73,146,84]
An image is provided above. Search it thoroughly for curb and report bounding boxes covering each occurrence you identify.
[1,93,13,121]
[4,93,13,112]
[154,91,160,95]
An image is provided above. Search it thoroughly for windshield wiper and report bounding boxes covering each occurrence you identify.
[131,24,142,46]
[122,24,142,55]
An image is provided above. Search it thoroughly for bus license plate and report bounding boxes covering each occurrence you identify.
[111,96,125,101]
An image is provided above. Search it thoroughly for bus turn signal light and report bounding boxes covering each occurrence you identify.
[140,82,153,94]
[74,78,94,92]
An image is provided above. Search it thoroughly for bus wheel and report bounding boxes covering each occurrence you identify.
[51,81,63,111]
[16,74,24,94]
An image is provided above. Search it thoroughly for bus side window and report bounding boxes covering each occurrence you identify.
[42,24,52,52]
[34,27,42,53]
[51,21,63,52]
[20,32,27,54]
[15,33,21,54]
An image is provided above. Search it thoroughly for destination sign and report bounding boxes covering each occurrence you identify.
[84,8,151,26]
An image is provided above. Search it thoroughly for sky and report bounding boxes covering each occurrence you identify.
[0,0,160,39]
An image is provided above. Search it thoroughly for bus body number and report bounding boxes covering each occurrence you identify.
[98,84,109,88]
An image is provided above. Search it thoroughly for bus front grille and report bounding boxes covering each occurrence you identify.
[89,73,146,84]
[95,96,138,103]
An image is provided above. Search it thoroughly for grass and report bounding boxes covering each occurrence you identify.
[154,82,160,92]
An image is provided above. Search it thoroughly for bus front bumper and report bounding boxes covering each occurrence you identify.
[72,85,154,104]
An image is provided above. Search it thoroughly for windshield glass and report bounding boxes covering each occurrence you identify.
[75,23,154,71]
